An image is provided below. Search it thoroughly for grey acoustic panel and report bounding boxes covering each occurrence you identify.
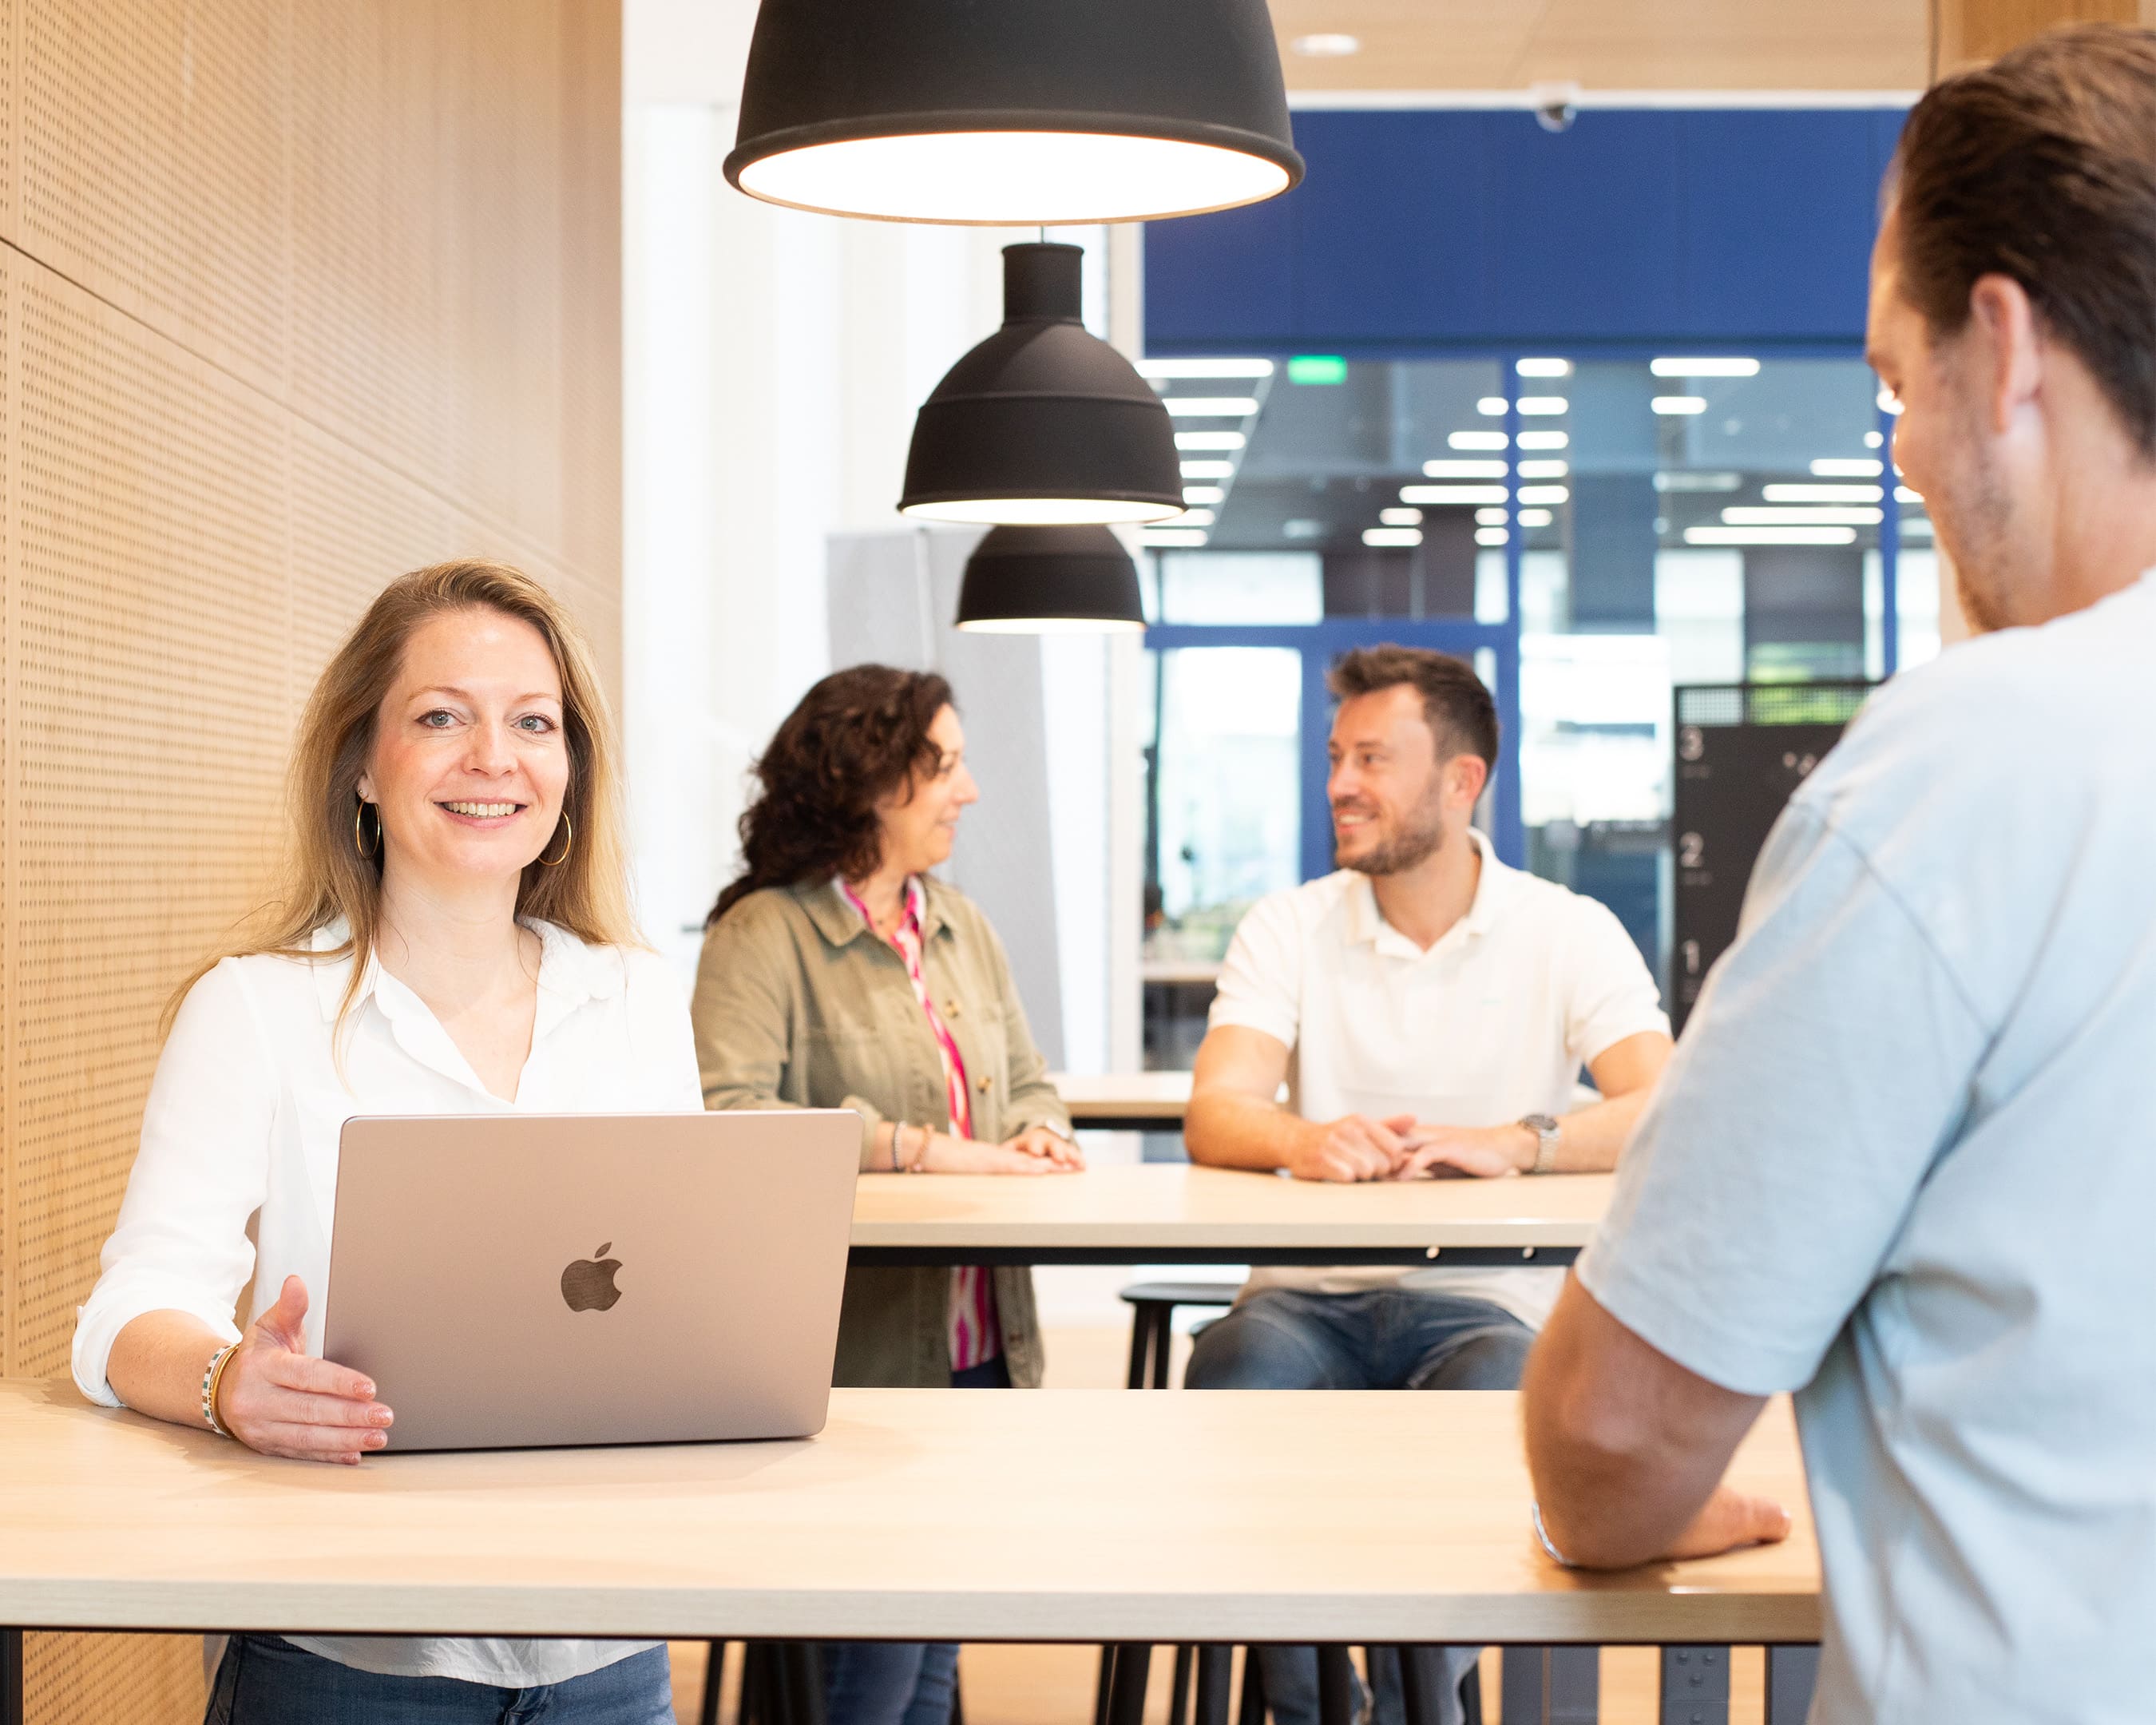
[825,529,1065,1067]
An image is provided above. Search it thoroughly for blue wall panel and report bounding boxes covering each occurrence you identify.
[1144,107,1910,354]
[1142,185,1296,347]
[1291,109,1494,342]
[1486,111,1686,343]
[1676,110,1885,340]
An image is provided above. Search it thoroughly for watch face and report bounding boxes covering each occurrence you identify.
[1523,1113,1559,1132]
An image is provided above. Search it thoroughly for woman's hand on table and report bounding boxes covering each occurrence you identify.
[921,1128,1084,1174]
[1001,1125,1085,1171]
[218,1275,394,1464]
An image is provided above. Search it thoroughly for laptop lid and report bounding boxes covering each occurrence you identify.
[323,1109,860,1452]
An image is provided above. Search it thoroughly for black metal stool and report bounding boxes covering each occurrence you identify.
[1119,1279,1238,1390]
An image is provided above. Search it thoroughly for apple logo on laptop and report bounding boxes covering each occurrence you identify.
[561,1243,623,1313]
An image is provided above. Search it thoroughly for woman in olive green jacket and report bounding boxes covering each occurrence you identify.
[692,664,1080,1394]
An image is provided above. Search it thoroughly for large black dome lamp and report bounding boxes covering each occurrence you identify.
[957,525,1147,634]
[723,0,1303,225]
[900,243,1184,525]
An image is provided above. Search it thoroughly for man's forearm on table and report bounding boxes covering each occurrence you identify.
[1185,1091,1307,1171]
[1550,1088,1651,1173]
[1522,1275,1766,1568]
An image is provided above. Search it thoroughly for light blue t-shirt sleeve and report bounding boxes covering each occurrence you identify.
[1578,800,1993,1397]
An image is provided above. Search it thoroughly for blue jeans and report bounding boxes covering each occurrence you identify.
[204,1635,672,1724]
[820,1353,1010,1725]
[818,1642,961,1725]
[1186,1288,1534,1725]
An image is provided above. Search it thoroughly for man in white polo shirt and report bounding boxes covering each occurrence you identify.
[1183,644,1672,1725]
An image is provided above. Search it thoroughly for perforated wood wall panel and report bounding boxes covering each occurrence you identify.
[0,5,623,1721]
[22,0,292,395]
[11,264,291,1378]
[22,1633,205,1725]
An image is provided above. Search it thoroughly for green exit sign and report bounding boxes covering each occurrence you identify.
[1287,355,1348,385]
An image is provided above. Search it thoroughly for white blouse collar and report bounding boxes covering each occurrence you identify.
[303,916,625,1026]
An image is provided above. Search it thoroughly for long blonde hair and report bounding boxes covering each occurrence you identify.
[168,560,637,1035]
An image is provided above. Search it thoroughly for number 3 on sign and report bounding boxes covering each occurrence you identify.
[1679,726,1705,762]
[1678,832,1705,868]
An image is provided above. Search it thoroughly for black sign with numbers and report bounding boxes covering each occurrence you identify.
[1671,682,1872,1036]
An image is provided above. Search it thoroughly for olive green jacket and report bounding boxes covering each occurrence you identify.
[691,877,1070,1389]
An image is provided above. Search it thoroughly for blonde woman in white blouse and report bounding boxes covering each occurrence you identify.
[73,561,696,1723]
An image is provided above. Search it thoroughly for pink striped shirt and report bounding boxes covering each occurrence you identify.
[840,877,1001,1372]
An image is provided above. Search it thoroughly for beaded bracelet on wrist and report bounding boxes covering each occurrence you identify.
[199,1344,237,1438]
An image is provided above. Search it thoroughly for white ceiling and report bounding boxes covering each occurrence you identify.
[624,0,1934,115]
[1270,0,1930,96]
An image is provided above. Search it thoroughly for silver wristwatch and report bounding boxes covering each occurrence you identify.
[1520,1113,1560,1176]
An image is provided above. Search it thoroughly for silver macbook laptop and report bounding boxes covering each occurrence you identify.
[323,1109,860,1452]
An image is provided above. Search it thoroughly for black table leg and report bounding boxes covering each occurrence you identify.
[3,1629,22,1725]
[1168,1644,1195,1725]
[1194,1645,1233,1725]
[1316,1646,1355,1725]
[1151,1308,1174,1390]
[1502,1645,1599,1723]
[1235,1645,1266,1725]
[1125,1316,1152,1390]
[781,1642,827,1725]
[1108,1644,1154,1725]
[1660,1644,1728,1725]
[1094,1645,1118,1725]
[1765,1646,1819,1724]
[697,1639,727,1725]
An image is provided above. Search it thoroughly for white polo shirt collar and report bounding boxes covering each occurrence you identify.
[1340,827,1517,962]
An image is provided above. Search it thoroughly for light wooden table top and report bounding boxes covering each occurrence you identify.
[0,1380,1817,1644]
[1048,1070,1195,1124]
[851,1163,1611,1262]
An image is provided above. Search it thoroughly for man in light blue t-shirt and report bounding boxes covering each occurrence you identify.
[1523,26,2156,1724]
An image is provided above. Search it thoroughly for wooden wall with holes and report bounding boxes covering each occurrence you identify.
[0,2,622,1718]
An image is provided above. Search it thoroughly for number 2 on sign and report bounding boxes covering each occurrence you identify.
[1682,939,1701,975]
[1678,832,1705,868]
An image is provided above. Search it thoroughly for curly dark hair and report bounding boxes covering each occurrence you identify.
[709,664,955,926]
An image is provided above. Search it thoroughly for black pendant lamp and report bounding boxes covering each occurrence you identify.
[957,525,1147,634]
[724,0,1303,226]
[900,243,1183,525]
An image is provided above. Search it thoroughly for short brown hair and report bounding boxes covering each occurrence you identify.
[1892,23,2156,455]
[1327,644,1498,767]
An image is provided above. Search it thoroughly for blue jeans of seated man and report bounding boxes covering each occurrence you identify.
[821,1352,1010,1725]
[1185,1287,1535,1725]
[204,1634,672,1724]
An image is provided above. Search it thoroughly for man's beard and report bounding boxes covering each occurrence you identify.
[1338,795,1446,877]
[1928,375,2018,633]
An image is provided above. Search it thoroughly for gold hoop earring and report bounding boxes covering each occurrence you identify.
[539,813,573,867]
[355,799,383,861]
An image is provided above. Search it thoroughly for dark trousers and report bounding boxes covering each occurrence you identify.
[205,1635,672,1725]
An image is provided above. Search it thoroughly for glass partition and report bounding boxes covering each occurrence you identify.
[1135,351,1902,1009]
